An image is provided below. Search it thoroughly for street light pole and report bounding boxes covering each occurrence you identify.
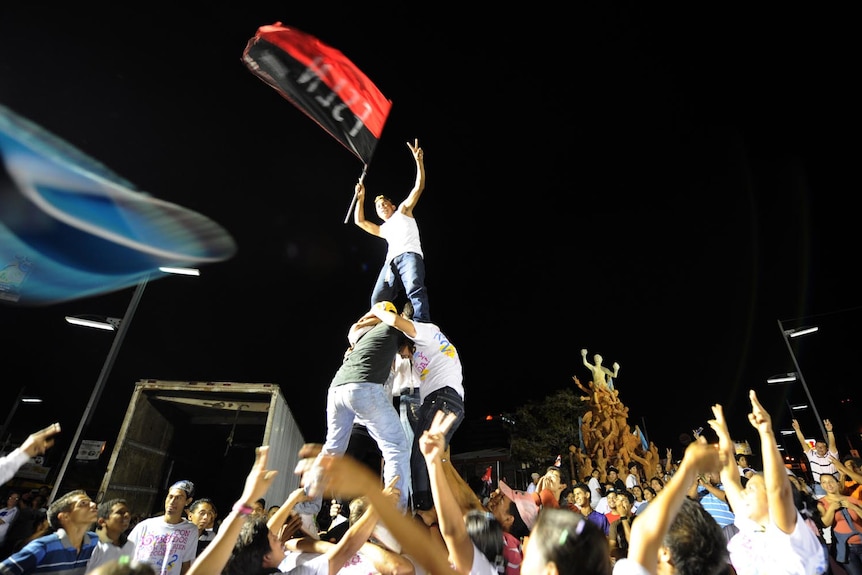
[49,276,148,503]
[0,387,44,453]
[778,319,828,441]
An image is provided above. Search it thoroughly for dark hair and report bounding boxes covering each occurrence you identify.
[464,510,504,571]
[224,516,271,575]
[504,498,529,539]
[663,498,728,575]
[47,490,88,530]
[189,498,218,516]
[572,482,591,494]
[97,498,129,521]
[642,486,656,498]
[530,509,610,575]
[616,490,634,505]
[790,481,825,532]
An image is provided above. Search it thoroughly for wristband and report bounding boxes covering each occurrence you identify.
[232,502,254,516]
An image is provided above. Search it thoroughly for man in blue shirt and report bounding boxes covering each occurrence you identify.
[0,490,98,575]
[689,472,735,527]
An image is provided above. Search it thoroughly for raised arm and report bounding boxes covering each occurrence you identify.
[791,418,811,453]
[421,410,474,574]
[266,487,308,535]
[831,455,862,487]
[321,481,399,575]
[353,180,382,236]
[708,404,746,514]
[369,301,417,338]
[187,447,278,575]
[400,139,425,215]
[306,446,457,575]
[1,422,61,485]
[825,418,839,455]
[627,437,721,575]
[581,349,592,372]
[749,390,796,533]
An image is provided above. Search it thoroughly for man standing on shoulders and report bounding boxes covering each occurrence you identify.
[353,139,430,323]
[127,480,198,575]
[0,490,98,575]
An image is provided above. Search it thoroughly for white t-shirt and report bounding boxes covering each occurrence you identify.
[380,210,423,262]
[588,477,602,509]
[86,538,136,573]
[127,518,198,575]
[727,511,828,575]
[470,543,499,575]
[613,557,649,575]
[410,322,464,402]
[0,505,19,546]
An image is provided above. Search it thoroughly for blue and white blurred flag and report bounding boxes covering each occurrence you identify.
[0,104,236,305]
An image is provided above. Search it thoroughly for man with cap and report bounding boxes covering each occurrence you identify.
[606,465,626,493]
[489,481,539,537]
[127,480,198,575]
[297,304,412,515]
[525,473,540,494]
[369,300,464,513]
[488,480,542,575]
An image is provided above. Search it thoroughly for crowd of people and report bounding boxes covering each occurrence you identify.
[2,142,862,575]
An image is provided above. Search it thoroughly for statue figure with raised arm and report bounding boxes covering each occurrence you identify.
[581,348,620,390]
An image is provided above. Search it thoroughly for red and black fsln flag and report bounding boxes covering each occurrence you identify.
[242,22,392,165]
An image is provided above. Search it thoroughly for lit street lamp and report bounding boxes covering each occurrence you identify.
[0,387,43,453]
[772,319,827,441]
[64,316,122,331]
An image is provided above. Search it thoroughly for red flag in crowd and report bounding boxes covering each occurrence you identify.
[242,22,392,166]
[482,466,493,484]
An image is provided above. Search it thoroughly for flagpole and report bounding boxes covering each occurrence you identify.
[343,165,368,224]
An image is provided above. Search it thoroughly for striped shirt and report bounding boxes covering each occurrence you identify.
[697,485,735,527]
[805,447,838,483]
[0,528,97,575]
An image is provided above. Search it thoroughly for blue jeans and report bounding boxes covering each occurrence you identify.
[322,383,411,511]
[396,389,421,503]
[371,252,429,322]
[843,544,862,575]
[411,386,465,511]
[398,389,421,446]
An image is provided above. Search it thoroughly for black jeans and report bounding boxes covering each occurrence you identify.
[410,386,465,511]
